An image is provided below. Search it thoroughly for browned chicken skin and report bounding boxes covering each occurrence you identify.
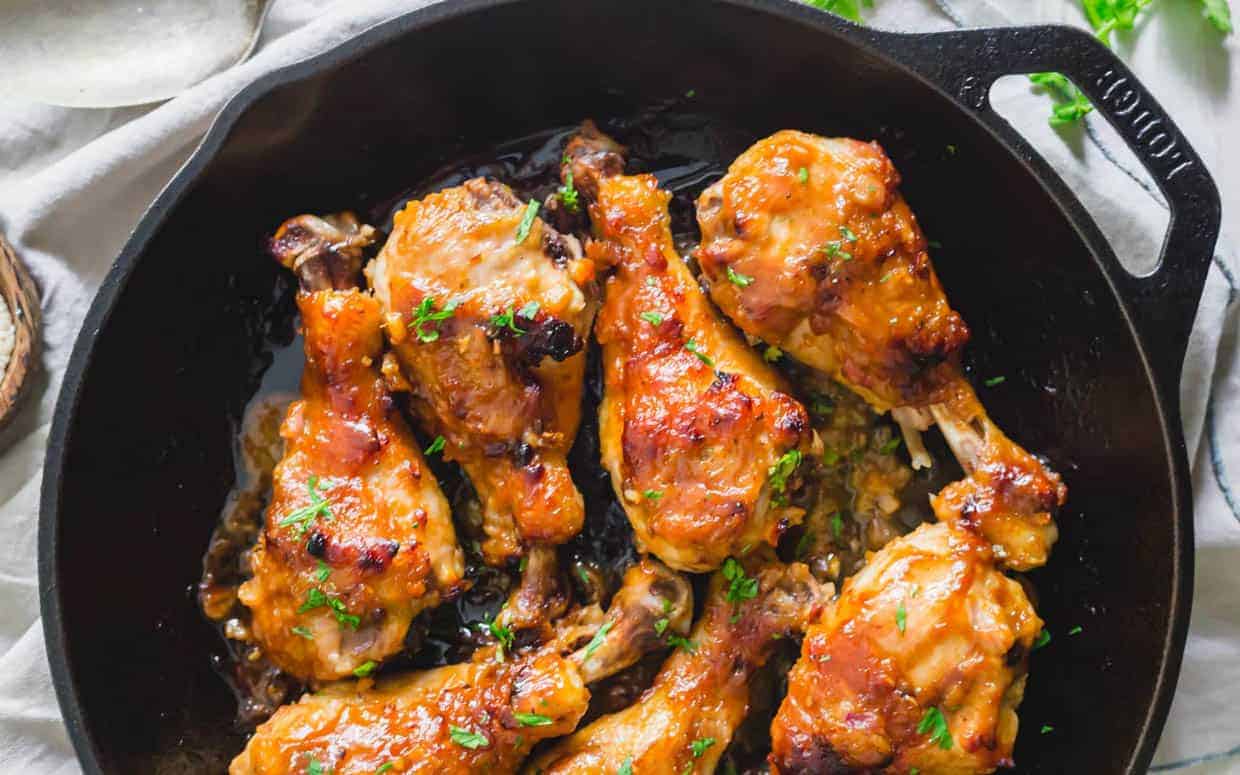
[528,557,829,774]
[238,213,465,682]
[367,179,597,565]
[769,522,1040,774]
[696,131,1064,570]
[230,558,692,775]
[569,122,817,572]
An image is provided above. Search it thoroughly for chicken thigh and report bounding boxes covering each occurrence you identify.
[769,522,1041,774]
[696,131,1064,570]
[568,121,817,572]
[367,178,597,565]
[231,557,692,775]
[238,213,465,682]
[528,557,828,775]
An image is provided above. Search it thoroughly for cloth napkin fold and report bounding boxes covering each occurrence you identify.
[0,0,1234,772]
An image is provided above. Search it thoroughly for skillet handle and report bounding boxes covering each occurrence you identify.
[881,24,1221,392]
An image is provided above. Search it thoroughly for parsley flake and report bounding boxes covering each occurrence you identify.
[684,339,714,366]
[767,449,803,501]
[722,558,760,610]
[797,167,809,184]
[352,660,377,678]
[1033,630,1051,650]
[558,170,580,213]
[291,625,314,640]
[1041,724,1054,734]
[667,634,697,653]
[376,764,395,774]
[644,489,664,500]
[984,375,1007,387]
[879,437,901,455]
[654,617,670,636]
[450,726,489,750]
[726,266,754,287]
[424,435,446,456]
[514,200,540,244]
[917,706,953,750]
[691,737,716,757]
[582,621,613,661]
[315,560,331,583]
[307,757,327,775]
[515,712,554,727]
[830,512,844,540]
[763,345,783,362]
[840,225,858,243]
[896,602,907,634]
[409,296,459,343]
[1068,625,1083,636]
[489,307,527,337]
[640,311,665,326]
[823,241,853,261]
[277,476,334,536]
[618,757,634,775]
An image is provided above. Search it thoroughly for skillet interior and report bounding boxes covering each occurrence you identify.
[41,1,1185,772]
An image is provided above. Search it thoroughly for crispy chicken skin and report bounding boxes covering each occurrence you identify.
[367,179,597,564]
[697,131,1065,569]
[769,522,1040,775]
[568,122,816,572]
[230,558,693,775]
[527,558,829,774]
[239,213,464,683]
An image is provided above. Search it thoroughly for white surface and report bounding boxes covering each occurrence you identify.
[0,0,1235,772]
[0,0,266,108]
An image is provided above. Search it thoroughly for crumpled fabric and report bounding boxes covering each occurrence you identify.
[0,0,1234,771]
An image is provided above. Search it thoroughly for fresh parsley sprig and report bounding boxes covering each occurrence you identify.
[277,476,333,536]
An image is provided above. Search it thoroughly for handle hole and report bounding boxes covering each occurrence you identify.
[989,74,1169,277]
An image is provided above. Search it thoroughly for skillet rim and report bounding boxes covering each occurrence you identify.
[36,1,1195,772]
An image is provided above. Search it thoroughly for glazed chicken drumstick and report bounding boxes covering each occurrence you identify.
[528,557,828,775]
[567,122,817,572]
[238,213,465,682]
[696,131,1065,571]
[230,557,693,775]
[769,522,1041,774]
[367,178,597,565]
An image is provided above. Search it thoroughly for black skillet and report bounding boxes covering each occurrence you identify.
[39,0,1221,772]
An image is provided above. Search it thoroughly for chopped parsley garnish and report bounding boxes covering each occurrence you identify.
[1041,724,1054,734]
[685,88,697,98]
[722,558,760,608]
[450,726,489,749]
[291,625,314,640]
[667,634,697,653]
[582,620,613,660]
[1032,630,1051,650]
[726,266,754,287]
[307,757,327,775]
[644,489,664,500]
[558,170,580,213]
[879,271,894,283]
[684,339,714,366]
[917,706,953,750]
[424,435,446,456]
[896,602,907,634]
[618,757,634,775]
[797,167,809,184]
[691,737,716,757]
[376,764,395,774]
[352,660,377,678]
[518,555,528,572]
[879,437,901,454]
[489,306,527,336]
[823,241,853,261]
[763,345,783,362]
[577,566,591,586]
[515,712,554,727]
[1068,625,1083,636]
[277,476,334,536]
[946,144,958,156]
[809,394,834,416]
[298,588,360,630]
[409,296,459,343]
[984,375,1007,387]
[518,300,541,319]
[767,449,803,501]
[514,199,540,244]
[654,617,670,636]
[481,617,515,659]
[830,512,844,540]
[840,225,858,243]
[315,560,331,583]
[640,311,665,326]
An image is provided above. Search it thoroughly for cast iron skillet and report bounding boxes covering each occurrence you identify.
[39,0,1221,772]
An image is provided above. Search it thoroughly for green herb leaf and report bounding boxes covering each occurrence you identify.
[409,296,460,343]
[298,588,328,614]
[352,660,378,678]
[515,712,554,727]
[315,560,331,583]
[763,345,783,362]
[640,311,665,326]
[822,448,840,467]
[726,266,754,287]
[489,307,527,337]
[878,271,894,283]
[515,199,540,244]
[830,512,844,540]
[518,301,541,319]
[801,0,872,22]
[839,225,858,243]
[450,725,490,750]
[722,558,760,609]
[291,625,314,640]
[278,476,334,536]
[307,756,327,775]
[1201,0,1233,32]
[684,339,715,366]
[617,757,634,775]
[983,375,1006,387]
[1068,625,1083,636]
[1041,724,1055,734]
[643,489,664,500]
[691,737,717,757]
[667,634,697,653]
[767,449,803,499]
[583,620,614,660]
[558,170,581,213]
[823,241,853,261]
[879,436,901,454]
[425,435,446,456]
[1033,630,1051,650]
[916,706,953,750]
[896,602,907,634]
[797,167,809,184]
[654,617,670,636]
[1029,72,1093,126]
[376,764,395,774]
